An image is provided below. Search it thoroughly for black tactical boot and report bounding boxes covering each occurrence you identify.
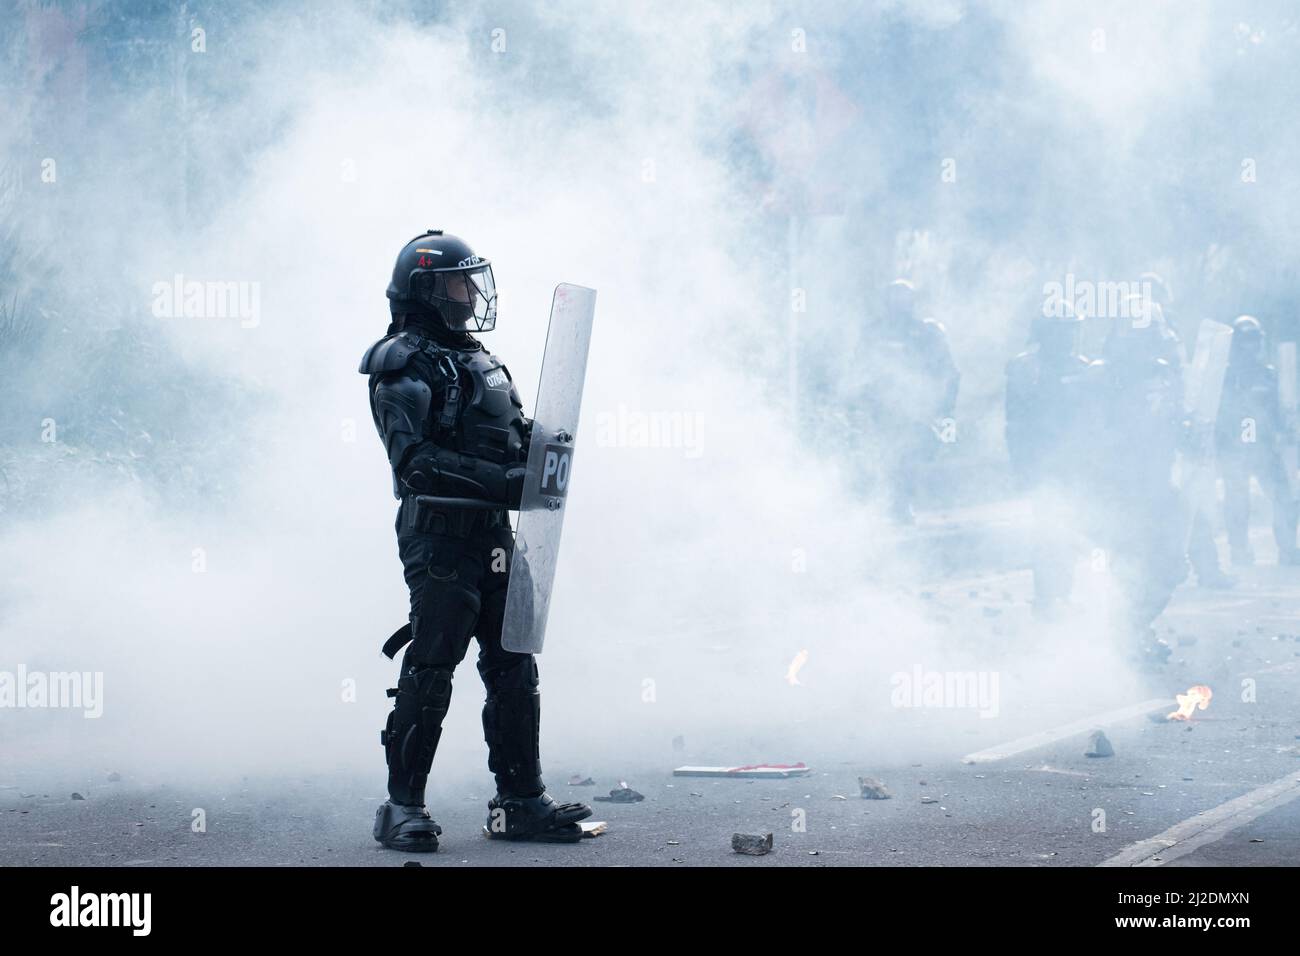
[481,688,591,842]
[373,801,442,852]
[375,664,453,850]
[484,791,591,843]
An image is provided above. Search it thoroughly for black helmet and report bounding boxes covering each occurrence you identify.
[1230,314,1265,364]
[884,278,916,321]
[386,230,497,332]
[1033,296,1083,353]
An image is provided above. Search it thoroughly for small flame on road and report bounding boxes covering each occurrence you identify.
[786,649,809,686]
[1167,685,1213,721]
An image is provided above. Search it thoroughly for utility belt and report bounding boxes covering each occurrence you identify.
[398,494,508,538]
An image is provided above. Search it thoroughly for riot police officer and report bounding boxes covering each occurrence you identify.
[855,278,960,523]
[1081,300,1186,665]
[361,230,591,851]
[1005,299,1090,618]
[1217,315,1299,566]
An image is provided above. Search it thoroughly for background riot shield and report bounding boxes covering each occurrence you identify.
[1279,342,1299,498]
[501,283,597,653]
[1178,319,1234,539]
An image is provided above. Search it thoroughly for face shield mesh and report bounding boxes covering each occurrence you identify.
[411,264,497,332]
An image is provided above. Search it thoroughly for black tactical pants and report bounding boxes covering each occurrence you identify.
[382,501,543,806]
[1221,447,1298,563]
[1100,491,1187,634]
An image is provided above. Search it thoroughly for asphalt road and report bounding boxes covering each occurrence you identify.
[4,528,1299,868]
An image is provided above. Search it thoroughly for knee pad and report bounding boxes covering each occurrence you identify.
[479,650,538,694]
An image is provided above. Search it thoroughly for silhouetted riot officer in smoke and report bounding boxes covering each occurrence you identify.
[855,278,960,523]
[1216,315,1299,566]
[360,230,591,851]
[1139,272,1234,589]
[1005,300,1090,618]
[1081,300,1186,665]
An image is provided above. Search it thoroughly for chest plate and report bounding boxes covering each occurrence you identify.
[444,347,527,464]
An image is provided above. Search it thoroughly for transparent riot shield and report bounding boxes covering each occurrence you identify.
[1179,319,1233,538]
[1279,342,1299,497]
[501,283,597,653]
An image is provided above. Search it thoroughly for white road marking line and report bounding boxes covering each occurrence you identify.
[960,698,1174,765]
[1099,769,1300,867]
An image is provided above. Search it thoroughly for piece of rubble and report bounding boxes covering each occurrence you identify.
[70,793,85,801]
[593,784,644,803]
[921,797,939,804]
[858,777,891,800]
[567,774,595,786]
[673,763,809,779]
[731,832,773,856]
[580,821,608,838]
[1085,730,1115,758]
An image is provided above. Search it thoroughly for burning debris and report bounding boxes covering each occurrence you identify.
[731,832,773,856]
[1167,685,1213,721]
[785,649,809,685]
[859,777,892,799]
[1084,730,1114,758]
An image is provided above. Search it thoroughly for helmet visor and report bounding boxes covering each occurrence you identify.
[412,263,497,332]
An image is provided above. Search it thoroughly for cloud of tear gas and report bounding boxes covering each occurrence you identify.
[3,0,1292,792]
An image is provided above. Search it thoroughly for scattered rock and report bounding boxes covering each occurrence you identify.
[1085,730,1115,758]
[70,793,85,801]
[921,797,939,804]
[731,832,773,856]
[594,783,644,803]
[858,777,892,800]
[567,775,595,786]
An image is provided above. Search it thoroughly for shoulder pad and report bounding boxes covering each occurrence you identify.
[359,333,421,375]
